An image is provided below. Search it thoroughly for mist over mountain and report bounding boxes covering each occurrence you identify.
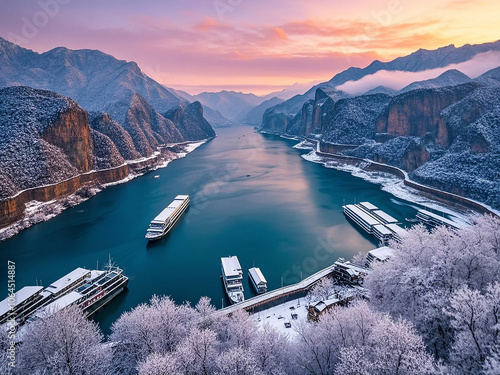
[262,40,500,132]
[399,69,471,93]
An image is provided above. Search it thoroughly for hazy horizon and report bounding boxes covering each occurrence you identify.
[1,0,499,95]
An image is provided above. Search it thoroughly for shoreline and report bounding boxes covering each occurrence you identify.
[294,138,499,222]
[259,130,498,222]
[0,139,209,241]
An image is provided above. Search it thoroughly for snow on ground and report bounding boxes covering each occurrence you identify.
[301,150,474,226]
[293,140,316,150]
[252,297,308,340]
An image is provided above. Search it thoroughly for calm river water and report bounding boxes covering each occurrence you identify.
[0,125,425,334]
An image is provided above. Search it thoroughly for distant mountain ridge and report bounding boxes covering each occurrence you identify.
[400,69,471,93]
[0,36,215,158]
[262,40,500,133]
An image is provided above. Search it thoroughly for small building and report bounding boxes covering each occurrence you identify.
[307,297,341,321]
[367,246,395,264]
[332,259,370,285]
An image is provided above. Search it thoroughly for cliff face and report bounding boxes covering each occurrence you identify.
[376,83,479,146]
[124,93,184,157]
[0,87,87,197]
[42,105,93,172]
[164,101,216,141]
[0,87,213,232]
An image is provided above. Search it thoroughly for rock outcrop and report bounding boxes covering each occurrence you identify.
[164,101,216,141]
[376,83,479,146]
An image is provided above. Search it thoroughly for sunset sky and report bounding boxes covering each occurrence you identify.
[1,0,499,95]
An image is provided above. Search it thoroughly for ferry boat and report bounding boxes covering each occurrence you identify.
[248,267,267,294]
[145,195,190,241]
[0,260,128,327]
[342,202,407,244]
[221,256,245,304]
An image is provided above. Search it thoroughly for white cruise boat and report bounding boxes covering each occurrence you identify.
[145,195,190,241]
[221,256,245,304]
[0,259,128,328]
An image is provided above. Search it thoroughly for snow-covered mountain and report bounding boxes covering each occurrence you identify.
[399,69,471,93]
[171,88,232,127]
[259,41,500,208]
[0,37,215,146]
[0,86,96,198]
[262,40,500,132]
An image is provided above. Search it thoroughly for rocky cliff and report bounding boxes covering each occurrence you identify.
[0,86,211,233]
[0,86,89,198]
[164,101,216,141]
[375,83,479,146]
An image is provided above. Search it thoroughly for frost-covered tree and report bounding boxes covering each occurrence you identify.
[215,347,264,375]
[309,277,334,302]
[294,301,437,375]
[216,309,256,351]
[250,324,291,375]
[365,216,500,359]
[110,295,194,373]
[16,305,111,375]
[137,352,180,375]
[295,301,379,375]
[175,328,219,375]
[445,282,500,374]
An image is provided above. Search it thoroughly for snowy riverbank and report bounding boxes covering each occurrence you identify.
[0,140,208,241]
[295,140,478,226]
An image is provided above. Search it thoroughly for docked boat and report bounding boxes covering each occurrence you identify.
[0,259,128,327]
[221,256,245,304]
[145,195,190,241]
[248,267,267,294]
[342,202,407,244]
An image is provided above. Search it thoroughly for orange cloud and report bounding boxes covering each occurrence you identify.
[272,27,288,40]
[194,17,222,31]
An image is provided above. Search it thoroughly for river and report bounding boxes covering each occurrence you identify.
[0,125,429,334]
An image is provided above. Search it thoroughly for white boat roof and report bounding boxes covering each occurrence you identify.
[249,267,267,284]
[36,291,82,318]
[368,246,395,261]
[221,256,242,278]
[0,286,43,316]
[345,205,379,226]
[418,209,460,228]
[152,196,188,222]
[386,223,408,236]
[373,210,398,223]
[46,268,89,295]
[359,201,378,211]
[373,224,393,235]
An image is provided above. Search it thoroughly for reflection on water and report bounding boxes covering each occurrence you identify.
[0,125,421,334]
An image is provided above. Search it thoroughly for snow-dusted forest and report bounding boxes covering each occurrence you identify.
[2,215,500,375]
